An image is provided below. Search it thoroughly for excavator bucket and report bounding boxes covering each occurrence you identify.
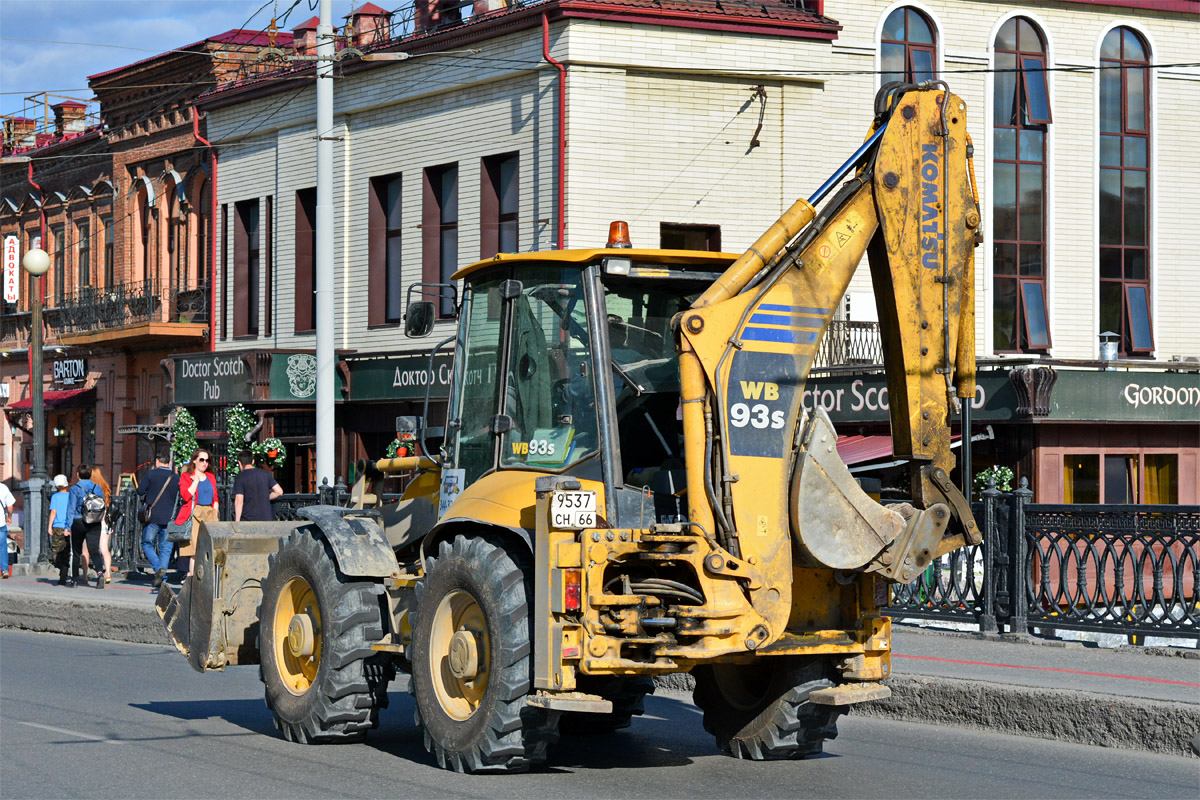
[156,520,303,673]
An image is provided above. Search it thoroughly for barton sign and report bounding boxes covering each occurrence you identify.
[3,235,18,303]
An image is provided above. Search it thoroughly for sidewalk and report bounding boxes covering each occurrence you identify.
[2,567,1197,757]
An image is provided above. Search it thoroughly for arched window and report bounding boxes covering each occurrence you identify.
[1099,26,1152,355]
[881,7,937,85]
[993,17,1052,353]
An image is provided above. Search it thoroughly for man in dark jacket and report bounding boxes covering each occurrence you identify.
[137,446,179,588]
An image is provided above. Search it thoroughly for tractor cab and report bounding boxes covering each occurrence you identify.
[407,234,736,527]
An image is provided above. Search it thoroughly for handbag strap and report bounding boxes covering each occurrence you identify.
[146,471,172,511]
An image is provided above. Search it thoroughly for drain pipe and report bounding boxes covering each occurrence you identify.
[192,107,217,351]
[542,13,566,249]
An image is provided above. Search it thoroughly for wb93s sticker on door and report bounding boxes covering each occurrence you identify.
[724,351,803,458]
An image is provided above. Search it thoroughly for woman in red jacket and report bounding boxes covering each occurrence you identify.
[176,448,218,577]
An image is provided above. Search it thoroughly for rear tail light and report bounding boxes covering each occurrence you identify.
[564,569,582,611]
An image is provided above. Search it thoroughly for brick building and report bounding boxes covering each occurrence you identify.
[0,29,290,483]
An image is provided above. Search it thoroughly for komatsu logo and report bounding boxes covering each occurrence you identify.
[921,143,942,270]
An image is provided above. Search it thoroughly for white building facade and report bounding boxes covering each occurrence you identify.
[194,0,1199,499]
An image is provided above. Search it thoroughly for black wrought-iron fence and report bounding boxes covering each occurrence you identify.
[886,480,1199,640]
[21,476,1198,641]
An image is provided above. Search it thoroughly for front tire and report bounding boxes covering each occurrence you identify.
[692,656,841,759]
[259,529,391,744]
[410,534,557,773]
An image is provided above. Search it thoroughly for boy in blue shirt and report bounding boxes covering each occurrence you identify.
[47,475,72,586]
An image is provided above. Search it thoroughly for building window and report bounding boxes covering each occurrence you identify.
[993,17,1051,353]
[264,196,273,337]
[52,224,65,302]
[1099,26,1152,355]
[168,193,184,289]
[660,223,722,251]
[481,153,518,258]
[423,164,458,317]
[880,7,937,85]
[102,217,113,288]
[220,204,228,340]
[234,199,260,337]
[295,188,316,333]
[1064,452,1177,505]
[77,220,90,289]
[197,181,211,288]
[368,173,404,325]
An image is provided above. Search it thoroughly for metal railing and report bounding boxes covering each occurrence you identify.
[813,320,883,370]
[886,479,1200,640]
[51,278,209,334]
[26,474,1196,642]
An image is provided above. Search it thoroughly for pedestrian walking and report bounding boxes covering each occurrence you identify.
[85,467,114,585]
[175,449,218,579]
[47,475,72,585]
[137,446,179,588]
[0,479,15,579]
[68,465,107,590]
[233,450,282,522]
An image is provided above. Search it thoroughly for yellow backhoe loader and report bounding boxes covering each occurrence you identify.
[158,82,982,772]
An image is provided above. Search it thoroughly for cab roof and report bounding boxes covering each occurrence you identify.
[451,248,739,281]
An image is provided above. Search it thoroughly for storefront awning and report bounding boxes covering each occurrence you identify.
[6,387,95,410]
[837,433,965,468]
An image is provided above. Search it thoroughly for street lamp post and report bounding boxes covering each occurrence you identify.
[21,248,49,564]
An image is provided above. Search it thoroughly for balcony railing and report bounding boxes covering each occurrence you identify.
[813,320,883,370]
[50,278,209,336]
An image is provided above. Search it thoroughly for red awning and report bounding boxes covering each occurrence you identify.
[6,387,94,410]
[837,433,962,466]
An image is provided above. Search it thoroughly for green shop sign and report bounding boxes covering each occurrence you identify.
[268,352,344,402]
[803,371,1018,424]
[173,353,252,405]
[1050,370,1199,423]
[348,353,454,402]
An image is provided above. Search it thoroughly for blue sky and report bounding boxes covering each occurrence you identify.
[0,1,310,120]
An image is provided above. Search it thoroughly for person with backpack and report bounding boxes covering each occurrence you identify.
[67,465,107,589]
[137,446,179,588]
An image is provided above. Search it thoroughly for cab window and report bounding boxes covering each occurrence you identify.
[500,266,598,471]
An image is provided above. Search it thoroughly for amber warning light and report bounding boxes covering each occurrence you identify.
[607,221,632,248]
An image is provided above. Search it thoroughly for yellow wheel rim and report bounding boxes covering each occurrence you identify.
[429,589,489,721]
[273,576,322,696]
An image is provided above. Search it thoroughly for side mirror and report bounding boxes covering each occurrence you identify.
[404,301,435,338]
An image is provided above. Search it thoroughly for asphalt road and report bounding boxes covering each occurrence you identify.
[1,630,1196,800]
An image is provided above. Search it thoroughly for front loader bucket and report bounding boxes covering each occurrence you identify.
[156,520,303,673]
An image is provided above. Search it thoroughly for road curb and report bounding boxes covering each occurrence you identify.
[3,592,1195,757]
[0,589,170,646]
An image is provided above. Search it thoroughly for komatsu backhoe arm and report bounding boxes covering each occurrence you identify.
[677,83,982,637]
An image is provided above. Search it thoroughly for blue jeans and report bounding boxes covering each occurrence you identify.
[0,526,8,572]
[141,523,171,572]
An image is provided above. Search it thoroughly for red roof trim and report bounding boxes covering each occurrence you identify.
[292,16,320,31]
[346,2,389,17]
[199,0,838,110]
[1052,0,1198,11]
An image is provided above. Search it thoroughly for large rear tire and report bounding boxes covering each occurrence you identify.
[259,528,392,744]
[692,656,841,759]
[410,534,557,773]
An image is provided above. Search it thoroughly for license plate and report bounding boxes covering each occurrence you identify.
[550,490,596,530]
